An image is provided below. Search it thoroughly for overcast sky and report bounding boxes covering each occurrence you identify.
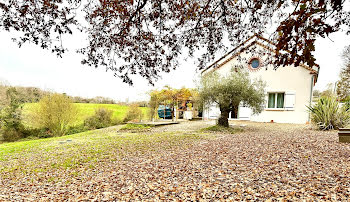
[0,28,349,102]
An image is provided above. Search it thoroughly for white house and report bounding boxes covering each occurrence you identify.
[202,34,320,124]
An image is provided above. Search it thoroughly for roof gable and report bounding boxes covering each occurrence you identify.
[201,34,320,80]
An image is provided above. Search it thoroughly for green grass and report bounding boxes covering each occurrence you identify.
[200,125,243,134]
[22,103,149,127]
[0,126,204,175]
[119,123,153,132]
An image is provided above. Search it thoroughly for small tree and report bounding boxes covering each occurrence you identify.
[32,93,77,136]
[0,87,25,141]
[150,86,198,121]
[199,69,266,127]
[157,86,178,121]
[148,90,161,121]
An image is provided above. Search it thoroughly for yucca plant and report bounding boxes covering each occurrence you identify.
[307,96,350,130]
[343,97,350,111]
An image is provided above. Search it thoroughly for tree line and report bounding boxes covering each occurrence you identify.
[313,45,350,102]
[0,83,116,105]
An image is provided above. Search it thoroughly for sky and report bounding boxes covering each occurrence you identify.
[0,27,349,102]
[0,31,200,102]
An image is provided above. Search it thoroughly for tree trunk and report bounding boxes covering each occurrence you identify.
[233,105,239,119]
[218,106,229,127]
[171,105,175,122]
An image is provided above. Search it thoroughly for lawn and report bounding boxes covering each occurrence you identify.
[22,103,149,127]
[0,121,349,200]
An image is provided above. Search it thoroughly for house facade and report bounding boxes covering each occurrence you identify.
[202,35,320,124]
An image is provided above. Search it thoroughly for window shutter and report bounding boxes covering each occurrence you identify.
[284,91,296,110]
[209,103,220,118]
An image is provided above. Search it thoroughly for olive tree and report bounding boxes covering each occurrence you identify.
[199,69,266,127]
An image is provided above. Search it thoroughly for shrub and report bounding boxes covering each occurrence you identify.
[84,107,113,129]
[31,93,78,137]
[123,104,143,122]
[22,128,52,139]
[0,87,26,141]
[307,96,350,130]
[67,124,88,135]
[343,97,350,111]
[2,128,23,142]
[111,117,123,125]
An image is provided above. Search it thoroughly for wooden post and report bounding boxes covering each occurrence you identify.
[339,128,350,143]
[176,98,178,122]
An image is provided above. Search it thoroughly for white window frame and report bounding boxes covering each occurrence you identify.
[267,92,285,109]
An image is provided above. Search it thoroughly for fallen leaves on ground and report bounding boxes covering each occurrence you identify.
[0,121,349,200]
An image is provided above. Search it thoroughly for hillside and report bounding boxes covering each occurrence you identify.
[0,83,117,105]
[22,103,149,127]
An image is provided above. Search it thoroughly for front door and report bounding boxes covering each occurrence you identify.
[229,106,251,120]
[229,107,238,119]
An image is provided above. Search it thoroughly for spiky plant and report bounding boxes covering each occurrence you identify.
[307,96,350,130]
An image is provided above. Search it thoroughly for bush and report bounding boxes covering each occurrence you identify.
[123,104,143,122]
[31,93,78,137]
[67,124,88,135]
[84,107,114,129]
[22,128,52,139]
[343,97,350,111]
[0,87,26,141]
[307,96,350,130]
[2,128,24,142]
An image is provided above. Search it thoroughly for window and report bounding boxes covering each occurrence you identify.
[268,93,285,108]
[251,59,260,68]
[248,58,261,70]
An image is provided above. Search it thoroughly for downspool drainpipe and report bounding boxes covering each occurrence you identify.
[309,75,314,123]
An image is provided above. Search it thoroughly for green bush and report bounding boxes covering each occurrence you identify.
[2,128,24,142]
[22,128,51,139]
[31,93,78,137]
[123,104,143,122]
[307,96,350,130]
[84,107,114,129]
[0,87,26,141]
[124,104,143,122]
[66,125,88,135]
[111,117,123,125]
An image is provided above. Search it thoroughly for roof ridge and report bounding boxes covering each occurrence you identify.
[202,34,320,73]
[202,34,275,72]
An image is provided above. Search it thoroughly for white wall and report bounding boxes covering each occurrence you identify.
[204,43,314,124]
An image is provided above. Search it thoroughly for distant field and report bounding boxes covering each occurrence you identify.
[22,103,149,127]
